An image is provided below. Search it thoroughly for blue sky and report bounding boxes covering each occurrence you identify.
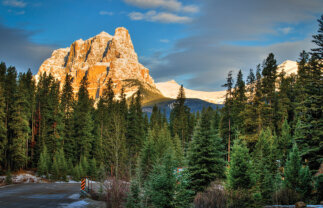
[0,0,322,90]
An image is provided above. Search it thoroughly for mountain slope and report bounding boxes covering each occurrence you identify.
[156,60,298,104]
[35,28,162,102]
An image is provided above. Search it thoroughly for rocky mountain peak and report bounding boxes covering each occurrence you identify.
[36,27,160,100]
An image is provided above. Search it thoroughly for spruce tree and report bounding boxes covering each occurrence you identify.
[227,139,253,189]
[0,85,7,170]
[261,53,277,130]
[37,145,50,176]
[144,150,176,208]
[220,71,234,162]
[73,75,94,159]
[9,79,30,170]
[188,111,225,193]
[126,179,141,208]
[61,73,75,162]
[170,85,191,146]
[284,143,302,190]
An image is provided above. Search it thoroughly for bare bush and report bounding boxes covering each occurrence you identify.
[106,177,130,208]
[194,182,227,208]
[272,188,301,205]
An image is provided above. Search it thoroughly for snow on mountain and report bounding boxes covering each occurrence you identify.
[156,60,298,104]
[156,80,227,104]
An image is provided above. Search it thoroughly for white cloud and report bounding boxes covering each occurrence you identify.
[124,0,198,13]
[279,27,293,35]
[99,11,114,16]
[2,0,26,8]
[160,39,170,43]
[129,10,191,23]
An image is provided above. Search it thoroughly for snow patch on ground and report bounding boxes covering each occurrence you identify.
[0,173,47,184]
[59,200,89,208]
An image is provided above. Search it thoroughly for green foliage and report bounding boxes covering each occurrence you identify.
[37,145,50,176]
[173,169,194,208]
[5,170,12,185]
[284,143,313,199]
[227,139,253,190]
[126,179,141,208]
[0,85,7,170]
[188,111,225,193]
[73,75,94,159]
[170,84,192,146]
[144,151,176,208]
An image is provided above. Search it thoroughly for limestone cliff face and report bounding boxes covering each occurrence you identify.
[36,27,160,99]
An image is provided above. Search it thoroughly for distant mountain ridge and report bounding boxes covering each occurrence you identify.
[156,60,298,104]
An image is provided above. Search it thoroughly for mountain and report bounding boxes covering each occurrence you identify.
[35,27,163,103]
[143,98,223,118]
[155,60,298,104]
[36,27,298,106]
[156,80,226,104]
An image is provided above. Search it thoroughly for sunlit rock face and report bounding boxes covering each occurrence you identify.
[36,27,158,99]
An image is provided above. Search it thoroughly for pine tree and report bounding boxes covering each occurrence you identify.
[188,111,225,193]
[253,128,278,203]
[61,73,75,162]
[0,85,7,170]
[144,150,176,208]
[296,16,323,171]
[37,145,50,176]
[278,119,292,165]
[284,143,302,190]
[227,139,253,190]
[261,53,277,130]
[231,70,247,141]
[311,15,323,59]
[220,71,234,162]
[172,134,184,166]
[9,79,30,170]
[173,169,194,208]
[73,75,94,159]
[126,179,141,208]
[170,85,191,146]
[138,130,157,183]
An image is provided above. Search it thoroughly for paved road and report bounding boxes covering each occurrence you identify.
[0,183,105,208]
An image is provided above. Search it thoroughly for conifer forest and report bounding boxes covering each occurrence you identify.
[0,15,322,208]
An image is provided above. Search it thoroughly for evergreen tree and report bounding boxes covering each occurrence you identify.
[261,53,277,130]
[227,139,253,190]
[9,78,30,170]
[220,71,234,162]
[284,143,302,190]
[37,145,50,176]
[296,16,323,171]
[253,128,278,203]
[188,111,225,193]
[170,85,191,146]
[278,119,292,165]
[73,75,94,159]
[61,73,75,162]
[126,179,141,208]
[138,130,157,183]
[311,15,323,59]
[232,70,247,133]
[0,85,7,170]
[144,150,176,208]
[173,169,194,208]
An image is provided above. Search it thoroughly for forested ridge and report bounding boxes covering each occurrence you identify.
[0,15,322,207]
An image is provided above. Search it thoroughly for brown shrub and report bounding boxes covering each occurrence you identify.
[194,183,227,208]
[106,177,130,208]
[272,188,301,205]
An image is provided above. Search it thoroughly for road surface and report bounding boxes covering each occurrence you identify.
[0,183,105,208]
